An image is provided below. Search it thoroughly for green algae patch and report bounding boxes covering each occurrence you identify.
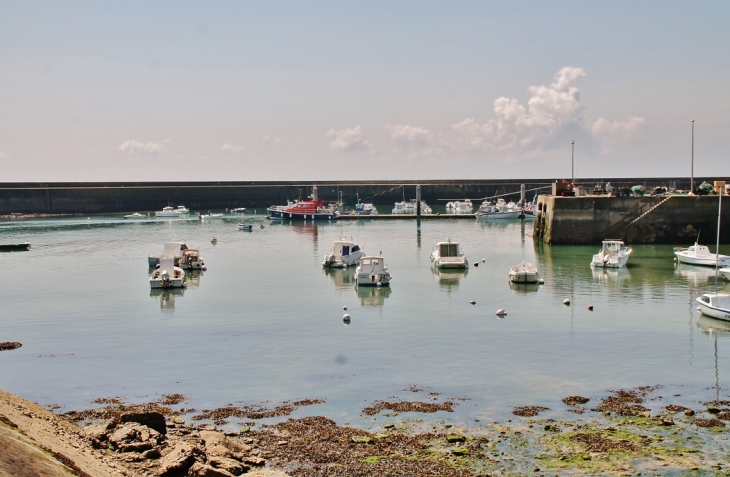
[360,455,387,464]
[351,435,373,444]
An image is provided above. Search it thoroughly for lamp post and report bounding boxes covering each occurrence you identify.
[571,140,575,187]
[690,120,694,194]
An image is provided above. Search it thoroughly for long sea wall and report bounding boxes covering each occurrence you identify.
[0,177,706,215]
[533,195,730,244]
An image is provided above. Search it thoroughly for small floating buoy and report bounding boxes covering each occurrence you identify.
[697,306,701,312]
[343,306,348,311]
[211,237,217,244]
[87,217,90,220]
[469,301,476,305]
[474,262,479,267]
[538,279,544,284]
[496,309,507,317]
[563,299,570,306]
[343,314,351,324]
[588,305,594,311]
[376,282,382,287]
[481,258,485,263]
[260,224,265,229]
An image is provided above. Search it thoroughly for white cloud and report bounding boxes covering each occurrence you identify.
[327,125,372,152]
[262,135,282,144]
[591,117,646,147]
[221,143,244,153]
[118,140,164,155]
[389,124,434,146]
[0,152,10,159]
[450,67,587,151]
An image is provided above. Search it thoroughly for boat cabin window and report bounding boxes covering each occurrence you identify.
[362,258,371,265]
[351,245,360,252]
[371,259,379,265]
[440,243,459,257]
[342,245,350,256]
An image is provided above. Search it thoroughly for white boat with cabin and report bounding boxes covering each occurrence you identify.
[509,261,540,283]
[355,255,391,287]
[695,192,730,321]
[199,212,224,220]
[156,205,190,218]
[148,242,188,267]
[392,201,407,214]
[430,239,468,269]
[674,243,730,267]
[124,212,146,219]
[149,256,186,289]
[179,249,206,270]
[590,239,632,268]
[476,198,521,219]
[322,239,364,268]
[721,268,730,281]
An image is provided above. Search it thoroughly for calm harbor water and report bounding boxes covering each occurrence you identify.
[2,211,730,427]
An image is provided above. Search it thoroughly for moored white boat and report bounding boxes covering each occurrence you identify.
[199,212,224,220]
[721,267,730,281]
[148,242,188,267]
[355,255,391,286]
[696,293,730,321]
[476,199,521,219]
[156,205,190,218]
[323,239,364,268]
[674,243,730,267]
[149,257,186,289]
[590,239,632,268]
[509,261,540,283]
[231,207,247,214]
[392,201,407,214]
[124,212,146,219]
[179,249,206,270]
[430,239,468,269]
[238,223,253,231]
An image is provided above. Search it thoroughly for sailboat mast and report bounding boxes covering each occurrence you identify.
[715,191,722,291]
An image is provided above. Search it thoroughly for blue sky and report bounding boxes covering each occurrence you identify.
[1,1,728,182]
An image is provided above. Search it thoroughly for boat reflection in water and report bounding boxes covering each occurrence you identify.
[184,270,205,288]
[675,263,718,287]
[323,266,356,291]
[431,267,468,293]
[356,285,392,307]
[509,281,540,294]
[150,288,184,313]
[698,315,730,334]
[591,267,632,285]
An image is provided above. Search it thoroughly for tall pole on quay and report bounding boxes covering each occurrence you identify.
[571,140,575,187]
[691,120,694,194]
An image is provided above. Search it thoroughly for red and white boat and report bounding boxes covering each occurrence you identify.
[267,186,338,220]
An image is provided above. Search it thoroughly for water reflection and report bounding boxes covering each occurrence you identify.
[356,285,392,307]
[323,266,356,291]
[591,267,632,286]
[183,270,205,288]
[431,267,468,293]
[508,281,540,294]
[698,316,730,334]
[675,263,719,287]
[150,288,184,313]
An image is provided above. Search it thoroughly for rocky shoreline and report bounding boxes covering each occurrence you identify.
[2,385,730,476]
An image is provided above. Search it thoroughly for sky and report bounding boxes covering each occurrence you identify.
[1,1,729,182]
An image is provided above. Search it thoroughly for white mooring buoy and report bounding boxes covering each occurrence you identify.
[343,314,351,324]
[343,306,348,311]
[563,299,571,306]
[496,309,507,317]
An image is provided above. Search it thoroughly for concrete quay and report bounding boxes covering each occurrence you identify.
[533,194,730,245]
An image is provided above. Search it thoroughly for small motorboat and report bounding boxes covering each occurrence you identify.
[509,261,540,283]
[696,293,730,321]
[323,239,364,268]
[238,223,253,231]
[156,205,190,218]
[476,199,521,219]
[149,257,186,289]
[0,242,31,252]
[179,249,206,270]
[430,239,468,269]
[355,255,391,287]
[674,242,730,267]
[199,212,224,220]
[148,242,188,267]
[124,212,146,219]
[267,185,337,220]
[232,207,247,214]
[590,239,632,268]
[721,267,730,281]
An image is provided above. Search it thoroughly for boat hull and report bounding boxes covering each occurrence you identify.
[476,211,521,219]
[509,272,539,283]
[150,278,185,289]
[675,253,730,267]
[721,268,730,281]
[696,295,730,321]
[268,210,335,220]
[356,274,391,286]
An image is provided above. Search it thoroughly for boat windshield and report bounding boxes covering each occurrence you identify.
[439,243,460,257]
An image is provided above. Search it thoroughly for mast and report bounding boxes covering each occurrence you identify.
[715,191,722,292]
